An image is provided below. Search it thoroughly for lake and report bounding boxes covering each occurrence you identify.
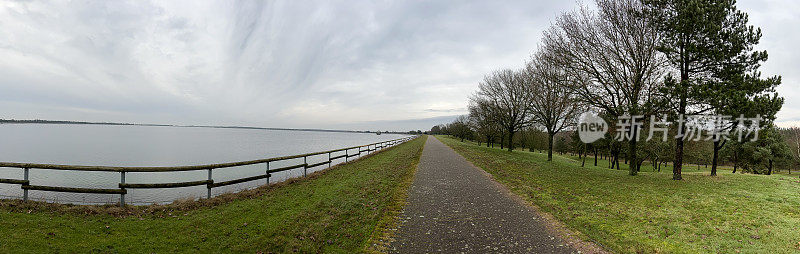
[0,124,409,205]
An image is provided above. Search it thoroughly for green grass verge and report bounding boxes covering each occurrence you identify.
[561,153,734,175]
[0,136,426,253]
[437,135,800,253]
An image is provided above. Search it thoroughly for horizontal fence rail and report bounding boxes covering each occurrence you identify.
[0,135,418,206]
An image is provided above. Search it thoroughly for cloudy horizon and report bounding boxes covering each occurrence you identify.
[0,0,797,131]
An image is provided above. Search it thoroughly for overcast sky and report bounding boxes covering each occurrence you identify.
[0,0,797,131]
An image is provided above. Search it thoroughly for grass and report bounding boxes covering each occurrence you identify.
[563,153,797,177]
[437,135,800,253]
[0,136,426,253]
[560,153,734,175]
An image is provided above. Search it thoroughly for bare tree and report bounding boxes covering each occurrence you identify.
[469,97,502,147]
[449,115,472,142]
[541,0,666,175]
[525,50,582,161]
[472,69,534,151]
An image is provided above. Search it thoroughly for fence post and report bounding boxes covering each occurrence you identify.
[120,172,126,207]
[303,156,307,177]
[207,169,212,199]
[346,149,349,162]
[328,152,331,169]
[23,168,29,202]
[266,162,271,185]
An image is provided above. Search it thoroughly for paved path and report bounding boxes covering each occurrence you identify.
[390,137,576,253]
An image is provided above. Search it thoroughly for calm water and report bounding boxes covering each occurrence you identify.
[0,124,408,205]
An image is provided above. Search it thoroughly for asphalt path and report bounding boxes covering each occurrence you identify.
[390,137,577,253]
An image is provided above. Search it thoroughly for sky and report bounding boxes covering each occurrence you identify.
[0,0,797,131]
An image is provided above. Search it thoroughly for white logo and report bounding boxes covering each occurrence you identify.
[578,112,607,143]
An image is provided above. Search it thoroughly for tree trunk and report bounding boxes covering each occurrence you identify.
[628,133,638,176]
[674,136,684,180]
[507,130,515,152]
[609,147,615,169]
[768,159,773,175]
[611,147,619,170]
[653,159,658,172]
[594,147,598,166]
[711,140,722,176]
[672,48,690,180]
[581,146,587,167]
[500,135,504,150]
[547,133,554,161]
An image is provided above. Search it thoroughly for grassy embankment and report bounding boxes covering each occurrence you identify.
[0,136,427,253]
[437,135,800,253]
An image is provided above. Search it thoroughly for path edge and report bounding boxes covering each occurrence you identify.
[364,135,428,253]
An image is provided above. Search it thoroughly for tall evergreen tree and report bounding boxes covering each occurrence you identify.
[644,0,782,180]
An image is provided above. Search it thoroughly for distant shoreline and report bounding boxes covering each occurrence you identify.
[0,119,412,134]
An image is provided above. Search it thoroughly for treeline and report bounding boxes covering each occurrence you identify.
[432,0,792,180]
[434,123,800,175]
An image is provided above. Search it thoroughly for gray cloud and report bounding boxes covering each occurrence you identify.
[0,0,796,131]
[738,0,800,127]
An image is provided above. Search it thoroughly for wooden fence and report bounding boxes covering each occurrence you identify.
[0,135,418,206]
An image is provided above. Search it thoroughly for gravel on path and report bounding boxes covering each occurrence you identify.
[389,137,578,253]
